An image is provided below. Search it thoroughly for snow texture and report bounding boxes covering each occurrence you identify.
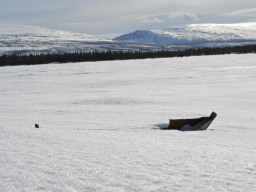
[114,22,256,47]
[0,54,256,191]
[0,24,180,55]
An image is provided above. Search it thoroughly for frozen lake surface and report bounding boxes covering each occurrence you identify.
[0,54,256,191]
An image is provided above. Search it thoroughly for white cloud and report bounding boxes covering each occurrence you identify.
[168,13,199,22]
[223,8,256,17]
[140,18,164,24]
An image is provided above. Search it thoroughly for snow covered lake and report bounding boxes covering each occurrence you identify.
[0,54,255,191]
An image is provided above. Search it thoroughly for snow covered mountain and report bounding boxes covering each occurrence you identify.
[114,23,256,47]
[2,23,256,55]
[0,24,178,55]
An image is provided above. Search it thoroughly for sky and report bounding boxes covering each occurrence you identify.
[1,0,256,36]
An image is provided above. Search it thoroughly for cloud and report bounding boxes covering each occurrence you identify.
[168,13,199,22]
[140,18,164,24]
[137,12,199,25]
[2,0,256,34]
[61,22,91,26]
[218,8,256,23]
[223,8,256,17]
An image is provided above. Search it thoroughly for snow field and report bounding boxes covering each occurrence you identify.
[0,54,256,191]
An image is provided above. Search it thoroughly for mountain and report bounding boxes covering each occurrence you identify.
[114,23,256,47]
[0,24,180,55]
[2,23,256,55]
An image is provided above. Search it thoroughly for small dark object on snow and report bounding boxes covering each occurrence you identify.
[161,112,217,131]
[35,124,39,128]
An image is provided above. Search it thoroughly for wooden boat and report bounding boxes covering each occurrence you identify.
[161,112,217,131]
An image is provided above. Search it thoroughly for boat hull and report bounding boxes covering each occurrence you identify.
[161,112,217,131]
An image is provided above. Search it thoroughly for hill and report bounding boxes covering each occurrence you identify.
[0,24,178,55]
[114,23,256,47]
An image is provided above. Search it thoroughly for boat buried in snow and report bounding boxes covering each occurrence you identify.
[161,112,217,131]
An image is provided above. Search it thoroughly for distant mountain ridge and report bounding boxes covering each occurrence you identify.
[0,24,178,55]
[114,23,256,47]
[1,23,256,55]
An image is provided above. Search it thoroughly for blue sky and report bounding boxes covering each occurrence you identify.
[1,0,256,35]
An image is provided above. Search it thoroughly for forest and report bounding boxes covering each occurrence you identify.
[1,44,256,66]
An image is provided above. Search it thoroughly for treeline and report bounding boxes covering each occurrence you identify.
[1,44,256,66]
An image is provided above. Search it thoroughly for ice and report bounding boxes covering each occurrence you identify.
[0,54,256,191]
